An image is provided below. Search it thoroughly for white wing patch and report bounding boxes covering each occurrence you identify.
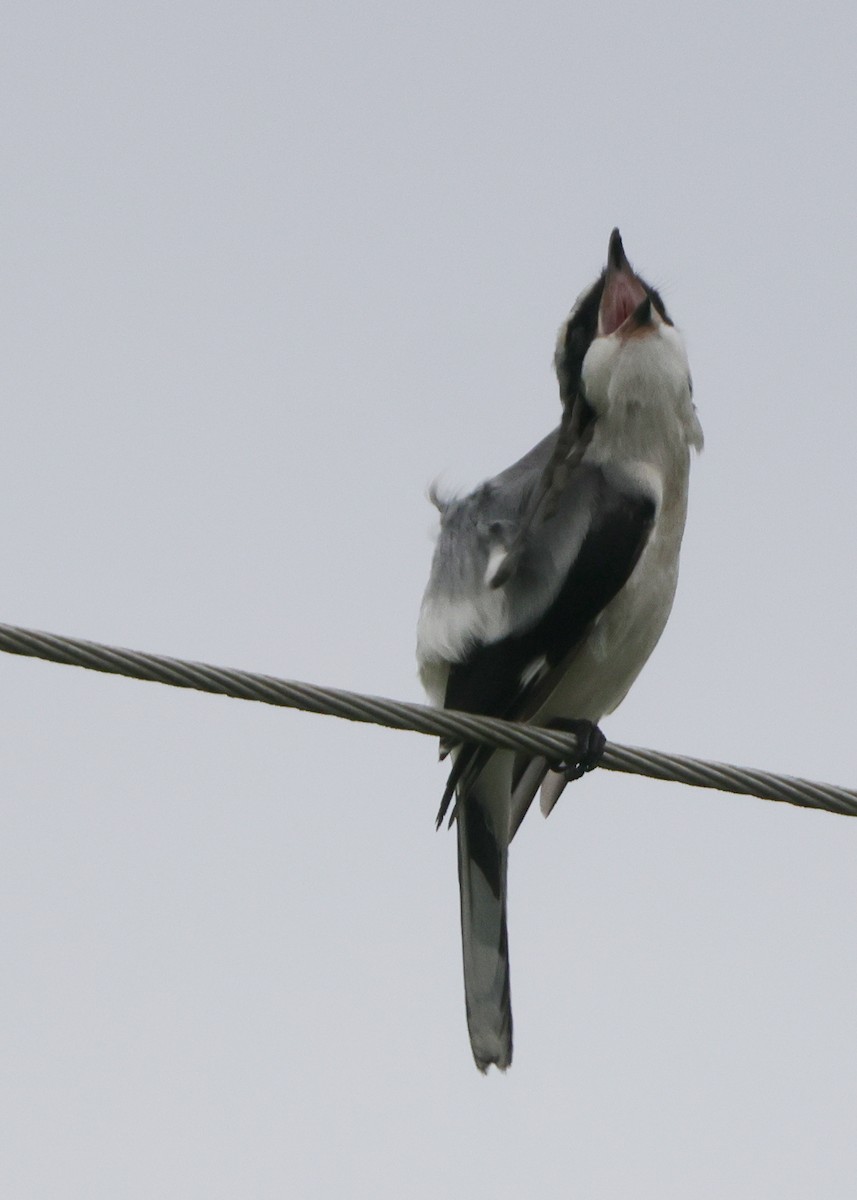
[520,655,549,689]
[484,543,509,588]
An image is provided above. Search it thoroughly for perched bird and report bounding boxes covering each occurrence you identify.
[416,230,703,1072]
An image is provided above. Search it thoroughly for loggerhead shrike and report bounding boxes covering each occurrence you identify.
[417,230,703,1072]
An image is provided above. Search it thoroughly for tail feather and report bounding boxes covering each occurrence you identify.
[509,755,550,840]
[539,769,568,817]
[509,758,571,836]
[457,796,512,1071]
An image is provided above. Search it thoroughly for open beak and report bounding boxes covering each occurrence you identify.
[598,228,649,336]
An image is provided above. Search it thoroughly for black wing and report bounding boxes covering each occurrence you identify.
[437,469,655,825]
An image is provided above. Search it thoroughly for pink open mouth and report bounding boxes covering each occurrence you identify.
[599,271,647,336]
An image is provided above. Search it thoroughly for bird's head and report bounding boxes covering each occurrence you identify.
[573,229,700,451]
[554,228,674,402]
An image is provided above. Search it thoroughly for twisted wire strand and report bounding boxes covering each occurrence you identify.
[0,620,854,819]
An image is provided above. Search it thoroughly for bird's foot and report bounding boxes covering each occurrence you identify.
[547,718,606,782]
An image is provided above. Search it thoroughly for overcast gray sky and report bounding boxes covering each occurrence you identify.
[3,1,857,1196]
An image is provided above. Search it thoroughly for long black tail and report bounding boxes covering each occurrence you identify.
[456,796,512,1071]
